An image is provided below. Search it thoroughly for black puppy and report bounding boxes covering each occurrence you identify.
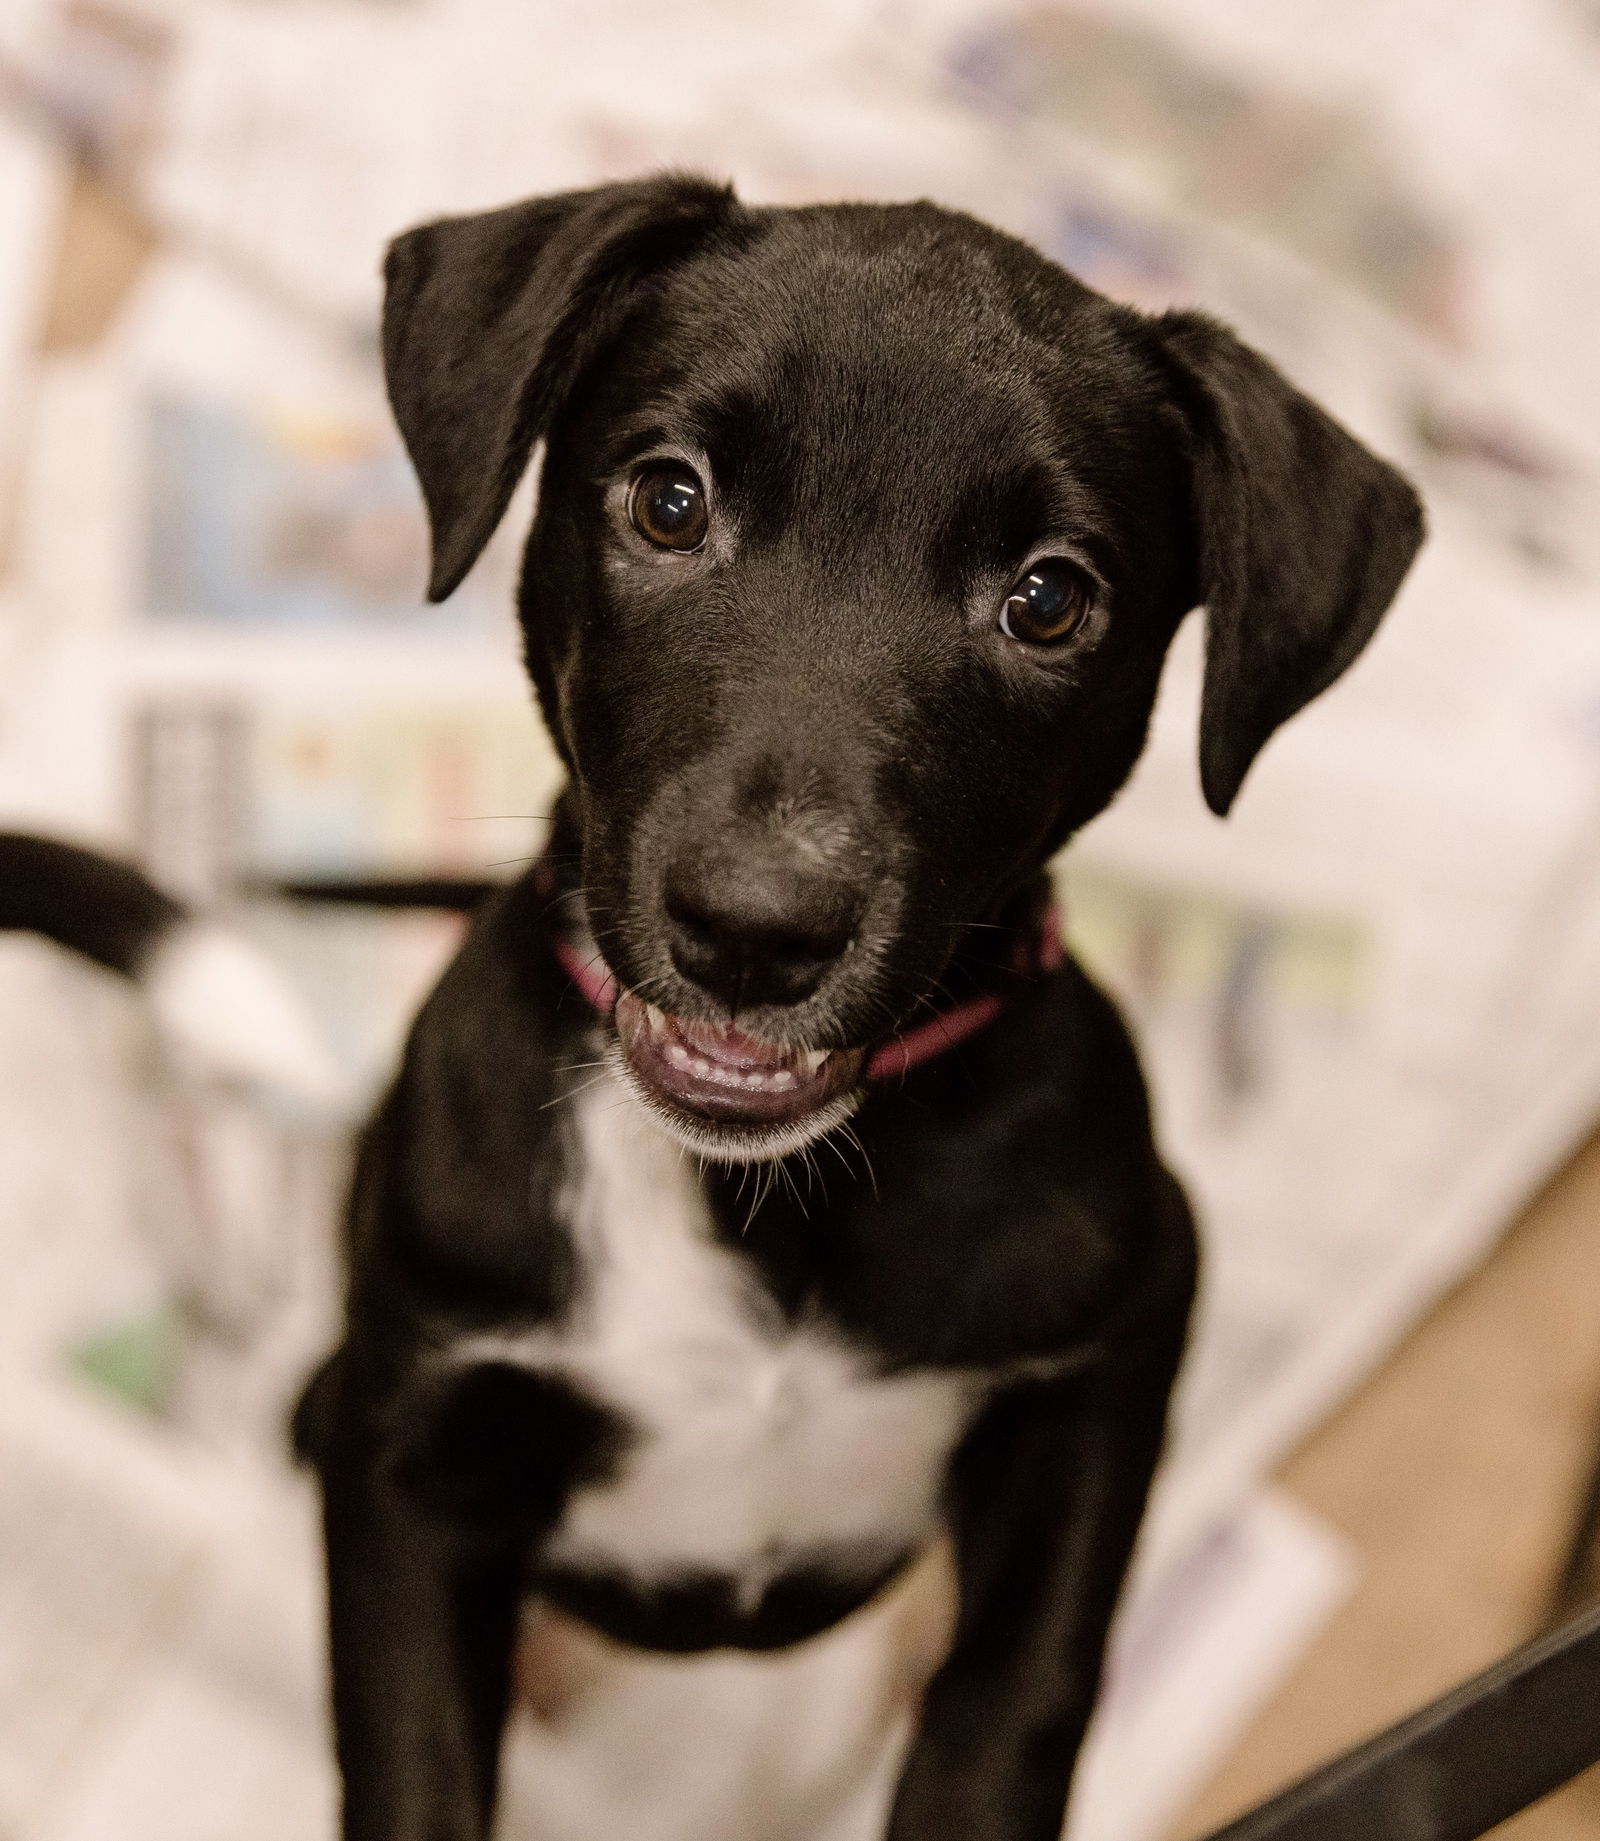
[296,174,1422,1841]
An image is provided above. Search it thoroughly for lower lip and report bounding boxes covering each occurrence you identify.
[613,992,863,1128]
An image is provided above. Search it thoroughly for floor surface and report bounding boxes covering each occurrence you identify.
[1171,1128,1600,1838]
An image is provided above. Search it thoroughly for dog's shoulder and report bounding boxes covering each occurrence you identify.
[349,872,596,1324]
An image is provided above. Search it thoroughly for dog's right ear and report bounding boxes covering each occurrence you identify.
[382,174,744,601]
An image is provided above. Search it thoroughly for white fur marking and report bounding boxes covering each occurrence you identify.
[500,1561,942,1841]
[457,1073,976,1593]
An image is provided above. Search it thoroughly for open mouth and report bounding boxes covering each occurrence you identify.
[612,990,865,1156]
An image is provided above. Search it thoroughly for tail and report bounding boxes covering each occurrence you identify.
[0,832,348,1112]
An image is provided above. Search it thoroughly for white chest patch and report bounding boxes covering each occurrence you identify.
[457,1074,977,1591]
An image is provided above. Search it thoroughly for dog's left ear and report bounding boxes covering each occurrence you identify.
[1153,311,1425,816]
[382,173,745,602]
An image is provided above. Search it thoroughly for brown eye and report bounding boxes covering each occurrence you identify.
[999,559,1095,646]
[628,463,708,551]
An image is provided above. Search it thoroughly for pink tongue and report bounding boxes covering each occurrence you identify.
[677,1016,795,1071]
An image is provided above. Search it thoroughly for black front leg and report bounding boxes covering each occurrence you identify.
[304,1342,628,1840]
[319,1459,528,1841]
[301,1351,588,1841]
[888,1297,1191,1841]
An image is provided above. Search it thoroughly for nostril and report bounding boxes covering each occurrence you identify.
[665,890,745,995]
[766,929,840,973]
[665,891,724,952]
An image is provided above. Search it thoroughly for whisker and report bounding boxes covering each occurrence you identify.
[801,1142,830,1209]
[819,1129,856,1184]
[743,1160,774,1233]
[454,812,561,824]
[538,1071,610,1110]
[837,1121,879,1200]
[777,1158,810,1220]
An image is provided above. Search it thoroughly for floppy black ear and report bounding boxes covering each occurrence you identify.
[1153,311,1425,816]
[382,174,744,601]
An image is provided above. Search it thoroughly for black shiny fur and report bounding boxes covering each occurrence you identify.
[300,174,1423,1841]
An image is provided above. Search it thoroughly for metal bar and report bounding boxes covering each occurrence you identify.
[260,876,500,911]
[1198,1600,1600,1841]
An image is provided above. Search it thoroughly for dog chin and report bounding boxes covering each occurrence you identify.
[609,991,865,1164]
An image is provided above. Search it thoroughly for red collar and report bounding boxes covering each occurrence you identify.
[551,904,1063,1083]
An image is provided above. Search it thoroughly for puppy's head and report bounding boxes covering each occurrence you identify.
[383,175,1423,1160]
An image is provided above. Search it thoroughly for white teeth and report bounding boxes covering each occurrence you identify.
[650,1014,815,1097]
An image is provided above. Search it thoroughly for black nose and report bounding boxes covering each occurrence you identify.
[665,846,863,1010]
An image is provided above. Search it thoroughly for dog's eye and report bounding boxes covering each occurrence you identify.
[628,463,708,552]
[999,560,1095,646]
